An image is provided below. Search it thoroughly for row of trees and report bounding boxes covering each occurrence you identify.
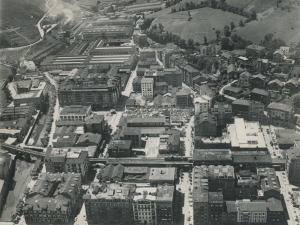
[169,0,257,21]
[139,18,154,30]
[221,34,253,50]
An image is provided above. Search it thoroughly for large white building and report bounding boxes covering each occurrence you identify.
[227,118,267,151]
[141,78,154,100]
[194,95,212,114]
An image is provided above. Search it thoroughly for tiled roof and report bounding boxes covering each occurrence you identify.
[267,102,293,112]
[251,88,269,96]
[76,132,102,145]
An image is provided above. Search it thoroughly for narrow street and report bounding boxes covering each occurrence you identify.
[276,171,299,225]
[43,72,60,147]
[184,116,194,157]
[176,171,193,225]
[219,79,238,101]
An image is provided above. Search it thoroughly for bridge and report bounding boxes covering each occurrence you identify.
[90,157,193,168]
[1,144,45,158]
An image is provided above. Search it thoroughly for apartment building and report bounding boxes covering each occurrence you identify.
[58,75,121,110]
[45,147,90,180]
[286,146,300,184]
[211,102,233,126]
[23,173,82,224]
[267,102,294,124]
[141,77,154,100]
[194,112,217,137]
[83,183,174,225]
[59,105,91,121]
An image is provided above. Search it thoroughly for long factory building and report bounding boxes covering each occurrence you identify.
[40,54,136,71]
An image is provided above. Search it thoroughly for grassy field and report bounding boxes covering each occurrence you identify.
[0,0,45,46]
[0,65,12,80]
[236,6,300,44]
[151,7,244,43]
[225,0,254,9]
[244,0,278,13]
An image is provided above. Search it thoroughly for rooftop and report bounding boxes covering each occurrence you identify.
[251,88,269,96]
[148,167,176,181]
[267,102,293,112]
[60,105,91,116]
[228,118,266,149]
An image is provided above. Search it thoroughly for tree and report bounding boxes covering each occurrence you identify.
[215,30,221,39]
[292,93,300,108]
[221,37,230,50]
[239,19,244,27]
[224,29,231,37]
[195,42,200,46]
[204,36,207,45]
[90,5,98,12]
[251,10,257,20]
[264,33,274,42]
[179,39,187,48]
[187,38,194,48]
[152,24,158,29]
[230,22,235,31]
[211,0,217,8]
[171,8,176,13]
[159,23,164,32]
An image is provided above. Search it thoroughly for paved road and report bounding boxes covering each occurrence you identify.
[276,171,299,225]
[184,116,194,157]
[177,171,193,225]
[1,0,58,51]
[219,80,238,101]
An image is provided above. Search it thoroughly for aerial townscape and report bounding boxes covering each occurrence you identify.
[1,0,300,225]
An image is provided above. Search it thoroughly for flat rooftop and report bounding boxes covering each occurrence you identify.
[228,118,266,149]
[41,54,135,66]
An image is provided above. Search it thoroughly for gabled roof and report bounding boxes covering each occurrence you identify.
[251,88,269,96]
[286,79,298,86]
[268,79,284,87]
[184,64,199,73]
[251,74,267,80]
[240,71,251,78]
[267,102,293,112]
[221,51,232,59]
[232,99,251,106]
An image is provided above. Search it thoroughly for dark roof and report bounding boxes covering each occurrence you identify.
[251,88,269,96]
[193,150,232,161]
[268,79,284,87]
[102,164,124,179]
[251,74,267,80]
[267,102,293,112]
[224,86,242,93]
[195,112,217,125]
[233,155,272,163]
[221,51,232,59]
[108,140,132,150]
[232,99,251,106]
[55,120,84,126]
[85,114,104,125]
[76,132,102,145]
[184,64,199,73]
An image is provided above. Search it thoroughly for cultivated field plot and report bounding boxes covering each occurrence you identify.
[152,7,244,43]
[236,6,300,44]
[244,0,277,13]
[225,0,254,9]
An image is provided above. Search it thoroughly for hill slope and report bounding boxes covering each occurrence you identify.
[151,7,244,43]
